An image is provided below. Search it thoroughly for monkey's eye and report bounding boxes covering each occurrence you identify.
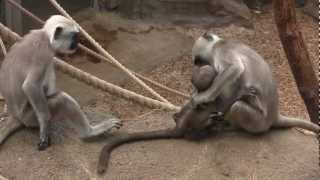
[54,26,63,40]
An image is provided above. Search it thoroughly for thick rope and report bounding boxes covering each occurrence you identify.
[6,0,190,99]
[0,22,180,112]
[48,0,171,104]
[0,174,8,180]
[5,0,189,99]
[82,45,190,98]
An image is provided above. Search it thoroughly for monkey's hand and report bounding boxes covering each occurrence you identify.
[102,118,123,134]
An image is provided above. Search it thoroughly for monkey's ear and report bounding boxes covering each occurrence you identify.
[53,26,63,40]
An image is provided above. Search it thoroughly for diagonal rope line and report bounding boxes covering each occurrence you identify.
[48,0,172,104]
[4,0,189,99]
[0,22,180,112]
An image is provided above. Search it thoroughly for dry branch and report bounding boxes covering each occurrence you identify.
[273,0,318,124]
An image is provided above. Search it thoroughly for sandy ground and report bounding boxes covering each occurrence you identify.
[0,5,319,180]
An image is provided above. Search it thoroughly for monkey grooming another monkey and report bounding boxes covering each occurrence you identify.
[191,32,319,134]
[0,15,122,151]
[97,32,319,174]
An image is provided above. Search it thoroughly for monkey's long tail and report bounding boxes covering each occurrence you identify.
[97,128,183,174]
[274,115,319,133]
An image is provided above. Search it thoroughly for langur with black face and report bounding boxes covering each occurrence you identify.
[0,15,122,151]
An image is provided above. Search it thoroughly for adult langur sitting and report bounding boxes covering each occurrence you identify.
[0,15,122,150]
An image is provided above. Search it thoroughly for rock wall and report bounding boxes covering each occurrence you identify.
[101,0,252,27]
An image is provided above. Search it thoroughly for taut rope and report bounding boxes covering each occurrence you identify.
[48,0,171,104]
[0,22,180,112]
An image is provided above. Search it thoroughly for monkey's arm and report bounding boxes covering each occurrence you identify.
[22,67,52,150]
[192,64,244,105]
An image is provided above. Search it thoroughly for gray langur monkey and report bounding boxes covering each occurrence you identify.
[97,33,319,174]
[191,32,319,134]
[0,15,122,151]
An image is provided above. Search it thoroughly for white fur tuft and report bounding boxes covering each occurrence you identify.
[42,15,79,54]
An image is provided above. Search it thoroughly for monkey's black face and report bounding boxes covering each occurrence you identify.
[194,55,211,66]
[70,32,79,50]
[69,32,79,50]
[52,26,80,54]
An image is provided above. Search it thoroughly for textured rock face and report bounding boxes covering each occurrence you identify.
[100,0,252,27]
[116,0,212,20]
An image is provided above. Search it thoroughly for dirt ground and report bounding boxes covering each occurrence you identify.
[0,5,319,180]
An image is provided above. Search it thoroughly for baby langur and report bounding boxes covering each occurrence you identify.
[191,62,217,92]
[0,15,122,151]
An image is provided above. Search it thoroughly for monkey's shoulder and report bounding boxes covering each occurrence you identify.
[7,30,54,64]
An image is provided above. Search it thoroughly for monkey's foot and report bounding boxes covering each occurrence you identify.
[102,118,123,135]
[110,118,123,129]
[38,136,51,151]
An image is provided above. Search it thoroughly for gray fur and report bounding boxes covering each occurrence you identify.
[0,15,122,150]
[191,32,319,133]
[191,65,216,92]
[96,33,319,174]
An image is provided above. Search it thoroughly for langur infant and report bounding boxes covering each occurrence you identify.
[192,64,216,92]
[0,15,122,150]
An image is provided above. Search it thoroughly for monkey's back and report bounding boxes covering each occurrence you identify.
[0,30,54,120]
[227,41,279,121]
[213,41,278,117]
